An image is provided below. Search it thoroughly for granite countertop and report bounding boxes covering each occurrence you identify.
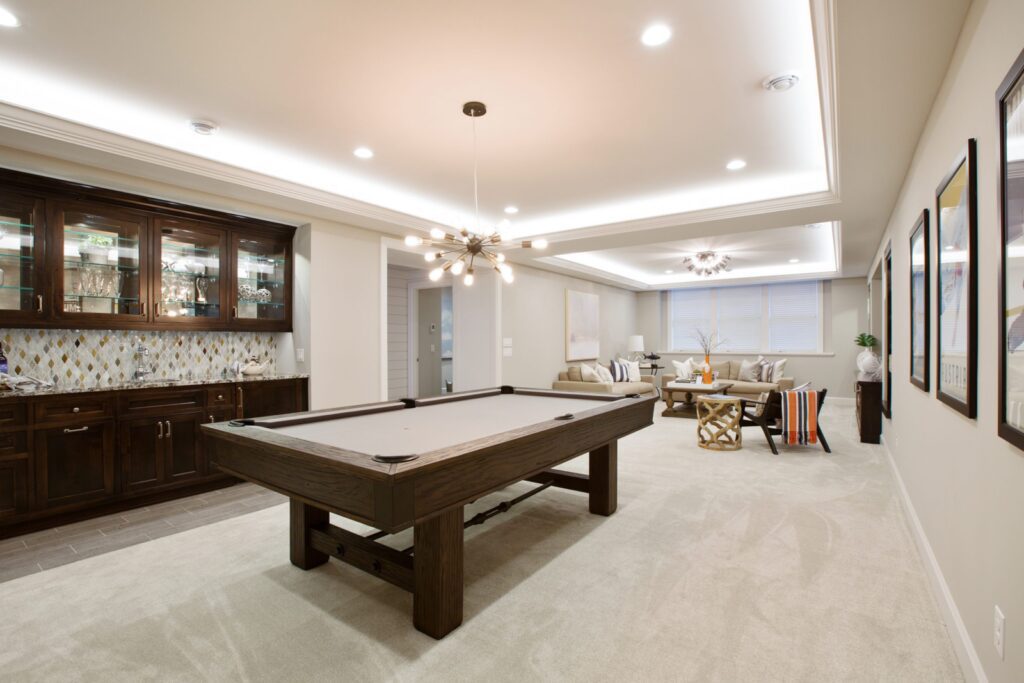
[0,373,309,399]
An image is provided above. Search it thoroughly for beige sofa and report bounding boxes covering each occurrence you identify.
[553,364,657,397]
[662,359,794,400]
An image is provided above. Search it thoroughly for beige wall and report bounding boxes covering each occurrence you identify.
[0,145,383,411]
[867,0,1024,680]
[500,264,638,388]
[635,279,867,399]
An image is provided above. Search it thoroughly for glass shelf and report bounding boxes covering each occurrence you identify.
[161,300,220,307]
[0,254,34,262]
[237,301,285,307]
[0,284,33,292]
[0,219,34,230]
[239,255,286,266]
[161,243,220,258]
[63,228,140,247]
[64,294,140,302]
[237,277,285,285]
[64,260,139,271]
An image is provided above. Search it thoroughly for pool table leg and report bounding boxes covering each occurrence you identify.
[589,441,618,516]
[290,499,329,570]
[413,506,464,639]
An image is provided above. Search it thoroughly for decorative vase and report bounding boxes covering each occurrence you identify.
[856,348,882,381]
[701,354,713,384]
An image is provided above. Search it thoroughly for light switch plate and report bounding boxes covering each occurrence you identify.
[296,348,305,363]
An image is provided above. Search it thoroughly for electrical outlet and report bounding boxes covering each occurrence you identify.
[995,605,1005,660]
[295,348,305,363]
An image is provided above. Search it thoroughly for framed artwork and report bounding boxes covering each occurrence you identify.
[565,290,599,361]
[998,47,1024,448]
[909,210,930,391]
[935,138,978,418]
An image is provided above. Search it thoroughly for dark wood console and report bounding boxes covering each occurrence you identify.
[856,380,882,444]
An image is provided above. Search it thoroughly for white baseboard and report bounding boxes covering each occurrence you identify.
[882,436,987,683]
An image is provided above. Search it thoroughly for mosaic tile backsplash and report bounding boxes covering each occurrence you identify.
[0,329,280,388]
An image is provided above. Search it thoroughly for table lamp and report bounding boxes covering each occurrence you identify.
[627,335,645,362]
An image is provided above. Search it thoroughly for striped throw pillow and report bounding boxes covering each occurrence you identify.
[610,359,631,382]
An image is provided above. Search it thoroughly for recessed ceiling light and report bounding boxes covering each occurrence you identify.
[641,23,672,47]
[353,146,374,159]
[762,73,800,92]
[0,7,20,27]
[788,258,800,263]
[504,206,519,215]
[726,159,747,171]
[189,120,218,136]
[664,269,674,274]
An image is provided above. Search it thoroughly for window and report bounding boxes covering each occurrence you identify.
[669,288,712,351]
[716,286,762,352]
[768,282,819,352]
[668,281,822,353]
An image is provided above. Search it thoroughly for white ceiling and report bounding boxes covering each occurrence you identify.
[0,0,972,285]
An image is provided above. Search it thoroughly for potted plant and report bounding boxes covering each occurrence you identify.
[855,332,882,381]
[694,328,725,384]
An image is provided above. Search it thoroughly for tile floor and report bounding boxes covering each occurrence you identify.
[0,483,285,583]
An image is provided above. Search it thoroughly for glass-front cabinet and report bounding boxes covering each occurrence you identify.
[0,193,46,323]
[54,202,148,322]
[154,219,226,325]
[231,233,290,328]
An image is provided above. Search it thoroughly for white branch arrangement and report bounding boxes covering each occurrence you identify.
[694,328,726,356]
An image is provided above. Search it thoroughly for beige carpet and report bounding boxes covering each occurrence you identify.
[0,405,962,682]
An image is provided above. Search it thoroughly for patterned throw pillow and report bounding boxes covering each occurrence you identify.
[610,359,631,382]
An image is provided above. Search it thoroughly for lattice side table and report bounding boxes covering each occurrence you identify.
[696,395,742,451]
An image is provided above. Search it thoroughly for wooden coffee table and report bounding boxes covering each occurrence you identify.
[662,381,734,417]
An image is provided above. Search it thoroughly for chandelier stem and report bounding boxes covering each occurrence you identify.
[472,114,479,234]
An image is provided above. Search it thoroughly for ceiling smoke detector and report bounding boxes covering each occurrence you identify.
[762,73,800,92]
[190,119,219,136]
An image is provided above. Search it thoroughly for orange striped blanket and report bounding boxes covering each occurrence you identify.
[781,390,818,446]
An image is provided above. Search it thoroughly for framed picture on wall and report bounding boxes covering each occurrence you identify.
[565,289,600,361]
[935,139,978,418]
[909,210,930,391]
[997,47,1024,448]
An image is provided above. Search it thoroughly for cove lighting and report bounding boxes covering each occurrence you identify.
[641,24,672,47]
[504,206,519,215]
[353,146,374,159]
[0,7,19,27]
[726,159,747,171]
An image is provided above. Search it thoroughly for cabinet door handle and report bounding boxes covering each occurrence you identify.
[165,420,172,438]
[155,303,161,317]
[158,421,163,439]
[63,426,89,434]
[237,386,244,408]
[232,306,238,318]
[36,294,44,313]
[141,301,147,317]
[216,394,224,401]
[209,414,215,423]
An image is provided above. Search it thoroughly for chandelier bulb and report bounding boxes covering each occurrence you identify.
[451,260,465,276]
[532,238,548,250]
[404,235,423,247]
[429,267,444,282]
[496,252,506,263]
[430,228,447,240]
[424,252,437,262]
[464,268,475,286]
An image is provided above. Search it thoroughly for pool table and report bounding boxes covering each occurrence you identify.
[201,385,656,638]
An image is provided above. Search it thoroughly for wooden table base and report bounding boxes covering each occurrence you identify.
[696,397,742,451]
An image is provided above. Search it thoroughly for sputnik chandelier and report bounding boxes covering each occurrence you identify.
[404,102,547,286]
[685,250,732,277]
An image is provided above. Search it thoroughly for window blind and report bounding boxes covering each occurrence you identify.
[767,282,819,352]
[715,286,762,352]
[669,289,713,351]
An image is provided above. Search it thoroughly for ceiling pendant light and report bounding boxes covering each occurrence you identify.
[404,102,548,286]
[684,250,732,277]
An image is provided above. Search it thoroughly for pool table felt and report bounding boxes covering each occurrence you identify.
[268,393,610,458]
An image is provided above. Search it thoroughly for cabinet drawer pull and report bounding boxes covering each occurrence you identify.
[217,394,224,401]
[209,414,215,423]
[72,406,80,413]
[165,420,172,438]
[36,294,43,313]
[158,421,163,439]
[63,426,89,434]
[155,303,161,317]
[232,306,238,318]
